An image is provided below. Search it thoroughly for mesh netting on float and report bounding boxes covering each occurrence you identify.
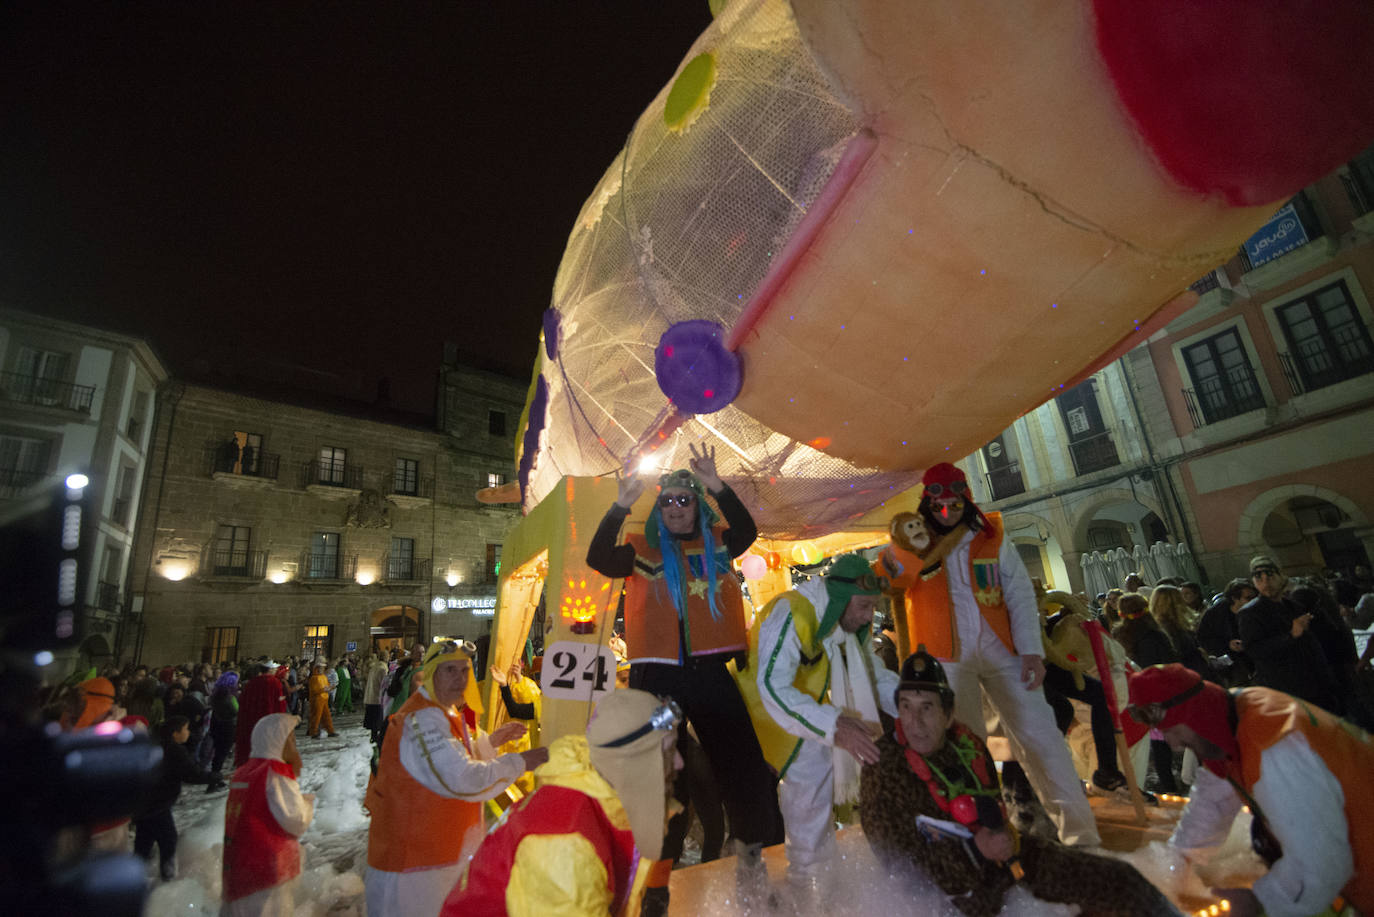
[524,0,915,539]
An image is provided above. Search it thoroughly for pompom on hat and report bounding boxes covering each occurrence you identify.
[1123,663,1237,775]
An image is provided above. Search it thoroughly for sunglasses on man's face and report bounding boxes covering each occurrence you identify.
[658,493,696,508]
[925,480,969,498]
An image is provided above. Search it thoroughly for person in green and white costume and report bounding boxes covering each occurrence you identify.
[756,553,901,900]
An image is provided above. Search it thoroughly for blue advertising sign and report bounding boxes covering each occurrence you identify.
[346,641,357,652]
[1243,202,1308,267]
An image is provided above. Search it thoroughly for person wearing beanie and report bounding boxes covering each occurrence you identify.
[364,639,548,917]
[753,552,901,902]
[585,441,783,889]
[859,652,1181,917]
[1237,555,1340,713]
[221,713,315,916]
[1126,664,1373,917]
[306,660,337,738]
[876,462,1099,847]
[442,689,683,917]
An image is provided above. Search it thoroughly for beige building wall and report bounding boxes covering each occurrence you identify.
[129,367,525,666]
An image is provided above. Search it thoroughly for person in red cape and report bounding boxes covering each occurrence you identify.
[222,712,315,917]
[234,662,288,770]
[1126,664,1373,917]
[860,651,1179,917]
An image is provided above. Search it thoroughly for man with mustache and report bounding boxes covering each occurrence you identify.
[878,462,1099,847]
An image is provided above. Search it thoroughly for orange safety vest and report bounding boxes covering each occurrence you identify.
[1233,689,1374,914]
[889,512,1014,660]
[365,690,484,872]
[623,528,747,664]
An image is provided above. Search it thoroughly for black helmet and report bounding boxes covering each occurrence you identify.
[895,645,954,709]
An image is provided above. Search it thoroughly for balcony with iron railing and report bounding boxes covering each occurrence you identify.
[1279,331,1374,397]
[203,547,268,580]
[385,555,431,583]
[95,581,121,612]
[207,448,281,481]
[1182,365,1266,428]
[302,460,364,491]
[0,467,47,499]
[390,475,434,502]
[1067,430,1121,477]
[984,462,1026,501]
[0,371,96,414]
[300,550,358,582]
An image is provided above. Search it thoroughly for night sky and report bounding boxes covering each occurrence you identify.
[1,3,713,412]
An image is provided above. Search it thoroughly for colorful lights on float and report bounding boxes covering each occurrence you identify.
[561,578,611,635]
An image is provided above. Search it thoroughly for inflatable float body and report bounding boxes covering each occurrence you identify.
[510,0,1374,543]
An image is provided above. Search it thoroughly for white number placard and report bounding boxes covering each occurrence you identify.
[540,641,617,701]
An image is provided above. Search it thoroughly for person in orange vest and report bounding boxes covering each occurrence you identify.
[221,713,315,917]
[878,462,1099,846]
[586,442,783,901]
[363,639,548,917]
[442,689,684,917]
[1125,664,1373,917]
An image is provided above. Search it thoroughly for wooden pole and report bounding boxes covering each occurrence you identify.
[1082,620,1148,825]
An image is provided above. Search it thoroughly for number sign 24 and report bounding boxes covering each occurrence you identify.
[541,641,617,701]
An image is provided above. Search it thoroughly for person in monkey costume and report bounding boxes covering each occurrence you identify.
[878,462,1100,846]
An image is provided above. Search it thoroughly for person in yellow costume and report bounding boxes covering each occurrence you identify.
[306,659,337,739]
[442,689,682,917]
[489,658,543,794]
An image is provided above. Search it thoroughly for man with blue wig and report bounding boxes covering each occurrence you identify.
[587,442,782,903]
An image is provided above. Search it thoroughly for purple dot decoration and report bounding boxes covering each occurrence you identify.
[654,320,741,415]
[542,308,562,361]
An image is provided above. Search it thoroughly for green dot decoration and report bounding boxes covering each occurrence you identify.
[664,52,717,133]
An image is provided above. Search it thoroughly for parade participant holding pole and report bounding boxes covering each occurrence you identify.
[442,689,682,917]
[878,462,1099,846]
[1126,663,1373,917]
[586,442,782,893]
[364,640,547,917]
[755,553,901,900]
[860,651,1179,917]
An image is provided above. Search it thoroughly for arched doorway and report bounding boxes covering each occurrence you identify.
[1259,495,1369,576]
[371,604,421,657]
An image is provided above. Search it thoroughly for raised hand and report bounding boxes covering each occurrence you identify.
[615,472,648,509]
[489,664,508,687]
[688,442,721,491]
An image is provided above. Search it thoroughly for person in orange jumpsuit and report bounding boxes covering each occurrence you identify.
[306,659,336,739]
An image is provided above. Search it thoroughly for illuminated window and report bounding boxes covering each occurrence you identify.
[487,472,505,488]
[302,625,332,661]
[202,626,239,665]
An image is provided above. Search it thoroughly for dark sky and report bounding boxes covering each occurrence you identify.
[1,3,713,412]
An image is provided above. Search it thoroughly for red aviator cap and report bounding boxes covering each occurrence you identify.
[1124,664,1238,776]
[921,462,967,492]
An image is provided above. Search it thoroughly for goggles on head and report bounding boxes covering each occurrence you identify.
[924,479,969,498]
[829,570,890,593]
[595,698,683,748]
[1124,679,1204,728]
[657,493,696,508]
[427,639,476,663]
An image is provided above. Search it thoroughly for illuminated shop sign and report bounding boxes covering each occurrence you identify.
[431,595,498,616]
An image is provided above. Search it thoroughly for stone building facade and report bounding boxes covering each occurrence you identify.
[0,309,167,672]
[955,144,1374,594]
[128,364,526,666]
